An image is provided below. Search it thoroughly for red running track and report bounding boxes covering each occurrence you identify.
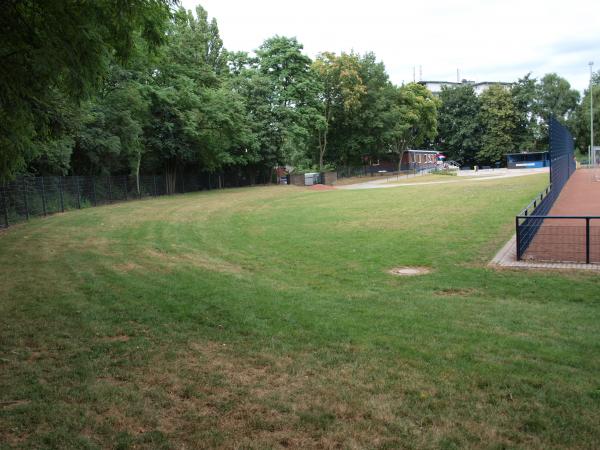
[524,169,600,263]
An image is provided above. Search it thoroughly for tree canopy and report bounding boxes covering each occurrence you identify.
[1,3,594,182]
[0,0,174,179]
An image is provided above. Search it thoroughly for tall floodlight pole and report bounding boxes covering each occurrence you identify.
[590,62,594,166]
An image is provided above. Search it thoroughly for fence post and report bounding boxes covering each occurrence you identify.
[59,177,65,212]
[107,176,112,202]
[40,177,47,216]
[124,177,128,201]
[153,175,158,196]
[92,177,97,206]
[586,217,590,264]
[22,177,29,220]
[76,176,82,209]
[1,183,9,227]
[515,216,521,261]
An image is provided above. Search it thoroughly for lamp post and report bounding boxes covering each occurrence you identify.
[590,61,594,166]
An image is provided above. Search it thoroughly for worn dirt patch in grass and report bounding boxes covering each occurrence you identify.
[0,400,31,410]
[434,288,480,297]
[82,341,524,449]
[309,184,335,191]
[83,342,419,448]
[388,266,431,276]
[112,262,142,273]
[145,249,243,275]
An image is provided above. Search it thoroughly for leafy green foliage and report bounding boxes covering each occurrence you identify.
[328,53,394,166]
[436,84,481,166]
[511,73,540,151]
[72,63,149,177]
[253,36,321,169]
[2,2,594,178]
[384,83,440,168]
[536,73,580,124]
[573,83,600,154]
[0,0,174,180]
[141,6,253,192]
[312,52,366,169]
[478,85,519,164]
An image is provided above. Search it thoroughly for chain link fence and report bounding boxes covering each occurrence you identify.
[516,117,582,262]
[0,171,271,228]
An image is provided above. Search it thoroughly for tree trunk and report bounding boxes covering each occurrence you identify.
[318,128,328,171]
[165,160,177,195]
[398,148,402,174]
[135,153,141,196]
[318,105,332,171]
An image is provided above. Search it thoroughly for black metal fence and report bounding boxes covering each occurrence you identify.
[0,172,270,229]
[336,165,435,180]
[516,216,600,264]
[516,118,578,261]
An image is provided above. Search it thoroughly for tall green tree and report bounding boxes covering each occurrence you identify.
[573,81,600,156]
[312,52,366,169]
[537,73,580,124]
[0,0,174,180]
[255,36,320,169]
[72,62,150,191]
[511,73,540,151]
[329,53,393,167]
[384,83,439,170]
[144,6,251,193]
[478,85,519,165]
[436,84,481,166]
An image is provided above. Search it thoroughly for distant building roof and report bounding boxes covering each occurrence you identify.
[472,81,513,86]
[418,81,461,85]
[418,80,513,89]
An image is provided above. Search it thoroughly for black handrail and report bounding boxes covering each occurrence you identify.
[517,215,600,219]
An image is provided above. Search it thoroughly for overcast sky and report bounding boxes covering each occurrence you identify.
[180,0,599,92]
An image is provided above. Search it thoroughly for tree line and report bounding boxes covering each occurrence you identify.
[437,73,599,167]
[2,1,599,188]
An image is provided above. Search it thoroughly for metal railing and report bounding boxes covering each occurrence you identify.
[516,215,600,264]
[336,164,436,181]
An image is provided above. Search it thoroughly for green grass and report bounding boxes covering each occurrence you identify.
[1,174,600,449]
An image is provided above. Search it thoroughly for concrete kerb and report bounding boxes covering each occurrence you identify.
[489,235,600,271]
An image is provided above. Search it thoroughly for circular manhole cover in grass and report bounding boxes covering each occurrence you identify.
[388,266,431,276]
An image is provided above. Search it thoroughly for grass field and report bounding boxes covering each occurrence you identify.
[2,174,600,449]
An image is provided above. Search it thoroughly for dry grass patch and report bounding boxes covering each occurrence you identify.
[113,262,142,273]
[82,341,501,449]
[145,248,243,275]
[98,334,131,343]
[434,288,480,297]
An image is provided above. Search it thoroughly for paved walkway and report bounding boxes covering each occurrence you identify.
[337,168,548,190]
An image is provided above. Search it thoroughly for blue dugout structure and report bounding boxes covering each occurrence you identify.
[506,152,549,169]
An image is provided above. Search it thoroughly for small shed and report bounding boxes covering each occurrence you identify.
[400,149,438,171]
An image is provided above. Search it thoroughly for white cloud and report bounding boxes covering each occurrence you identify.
[180,0,599,91]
